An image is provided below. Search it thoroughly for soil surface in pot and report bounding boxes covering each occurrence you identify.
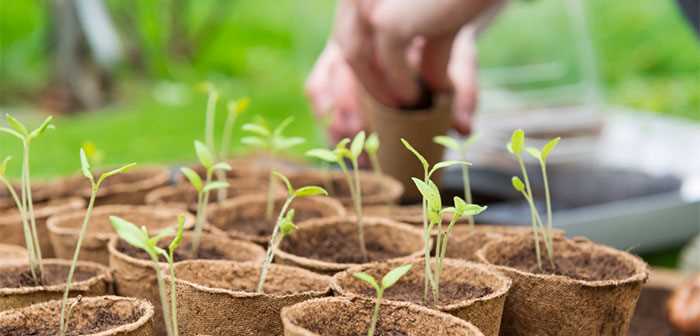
[303,321,410,336]
[281,229,404,264]
[353,281,493,307]
[497,242,637,281]
[116,239,227,262]
[0,263,96,288]
[628,287,681,336]
[227,207,324,237]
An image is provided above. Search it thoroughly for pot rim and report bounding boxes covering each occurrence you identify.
[166,259,332,300]
[66,165,171,198]
[288,169,404,206]
[476,235,649,287]
[275,216,424,272]
[331,257,512,311]
[0,295,154,336]
[0,259,112,295]
[0,197,85,225]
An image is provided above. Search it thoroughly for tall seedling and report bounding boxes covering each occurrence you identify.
[0,114,54,284]
[241,117,305,221]
[110,215,186,336]
[216,97,250,201]
[180,141,231,256]
[354,264,413,336]
[434,134,479,226]
[401,138,471,303]
[307,132,368,260]
[507,129,558,270]
[256,171,327,293]
[58,150,135,336]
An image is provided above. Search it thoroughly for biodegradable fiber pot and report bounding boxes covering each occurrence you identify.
[58,166,171,205]
[167,260,331,336]
[476,234,649,336]
[365,204,425,225]
[0,244,27,262]
[288,170,403,208]
[206,194,346,245]
[48,205,195,265]
[0,295,154,336]
[282,297,485,336]
[332,258,511,336]
[359,89,453,201]
[0,197,85,258]
[109,232,265,336]
[275,216,424,275]
[0,259,112,311]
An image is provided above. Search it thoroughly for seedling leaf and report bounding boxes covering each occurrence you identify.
[433,135,460,150]
[242,123,270,137]
[541,137,560,161]
[382,264,413,289]
[0,156,9,176]
[241,136,267,148]
[203,181,229,193]
[194,141,214,169]
[428,160,470,178]
[102,163,136,179]
[453,197,468,213]
[29,116,54,139]
[110,216,148,250]
[0,127,24,140]
[353,272,379,290]
[525,147,541,161]
[151,227,176,245]
[273,117,294,137]
[275,136,305,150]
[79,148,92,180]
[401,138,428,174]
[461,204,488,217]
[294,186,327,197]
[211,162,232,172]
[365,133,380,154]
[168,215,186,253]
[273,171,294,194]
[180,167,203,192]
[306,148,338,163]
[350,131,366,159]
[508,129,525,154]
[5,114,28,136]
[280,210,297,236]
[511,176,525,192]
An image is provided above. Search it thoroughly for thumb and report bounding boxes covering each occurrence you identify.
[448,27,479,135]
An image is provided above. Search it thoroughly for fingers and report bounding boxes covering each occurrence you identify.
[305,43,341,118]
[448,26,479,135]
[374,34,420,106]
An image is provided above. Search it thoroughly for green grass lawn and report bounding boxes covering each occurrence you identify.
[1,0,698,266]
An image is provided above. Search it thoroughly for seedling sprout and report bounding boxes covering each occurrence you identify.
[257,171,327,293]
[354,264,413,336]
[180,140,231,256]
[110,214,186,336]
[241,117,305,221]
[307,132,369,260]
[58,149,135,336]
[0,114,55,284]
[434,134,479,226]
[364,133,382,176]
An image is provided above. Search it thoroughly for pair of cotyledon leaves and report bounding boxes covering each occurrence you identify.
[241,117,305,151]
[110,215,186,260]
[354,264,414,292]
[271,171,328,236]
[0,114,54,142]
[180,141,232,193]
[507,129,560,193]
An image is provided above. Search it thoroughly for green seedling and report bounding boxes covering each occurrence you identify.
[58,149,135,336]
[401,138,470,303]
[525,137,560,251]
[364,133,382,176]
[180,141,231,256]
[434,134,479,226]
[354,264,413,336]
[507,129,557,270]
[241,117,305,221]
[0,114,54,284]
[201,83,220,156]
[307,132,368,260]
[257,171,327,293]
[110,215,186,336]
[412,177,486,302]
[216,97,250,201]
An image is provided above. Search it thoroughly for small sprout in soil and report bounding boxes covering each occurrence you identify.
[507,129,557,270]
[180,140,231,256]
[257,171,327,293]
[58,149,135,336]
[434,133,479,225]
[242,117,305,221]
[364,132,382,176]
[0,114,55,284]
[110,214,186,336]
[354,264,413,336]
[307,131,368,260]
[401,138,471,303]
[220,97,250,160]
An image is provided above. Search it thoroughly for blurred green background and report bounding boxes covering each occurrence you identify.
[0,0,698,265]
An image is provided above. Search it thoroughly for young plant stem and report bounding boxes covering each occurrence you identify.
[0,178,38,282]
[150,252,174,336]
[367,288,384,336]
[59,182,99,336]
[351,159,368,261]
[265,171,275,221]
[338,159,368,260]
[522,192,552,268]
[204,91,217,155]
[540,162,554,250]
[220,112,237,161]
[368,153,382,176]
[167,254,179,336]
[22,142,43,279]
[190,170,212,256]
[516,155,542,270]
[461,164,474,227]
[214,169,227,203]
[432,217,442,302]
[257,196,294,293]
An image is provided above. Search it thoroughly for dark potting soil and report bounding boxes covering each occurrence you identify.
[0,264,96,288]
[628,287,682,336]
[282,236,404,264]
[0,303,142,336]
[116,239,228,262]
[499,244,636,281]
[224,208,323,237]
[354,281,493,307]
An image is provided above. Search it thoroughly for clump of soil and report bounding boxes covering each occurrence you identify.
[0,264,96,288]
[281,234,404,264]
[628,287,682,336]
[116,239,228,263]
[354,281,493,307]
[498,242,637,281]
[223,208,323,237]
